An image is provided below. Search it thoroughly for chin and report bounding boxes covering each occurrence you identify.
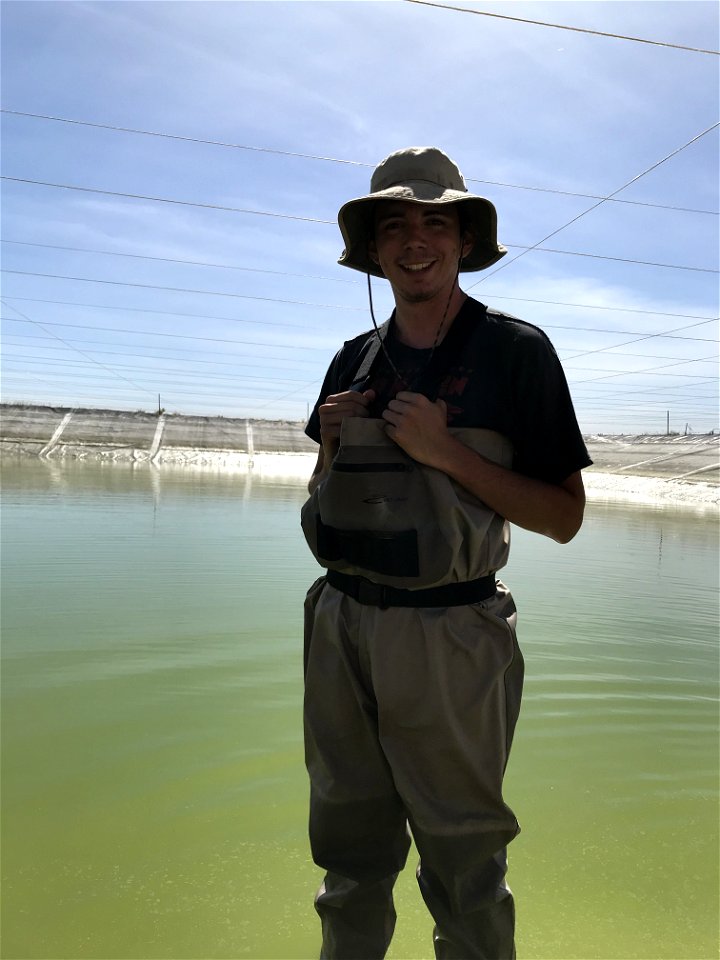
[399,286,444,304]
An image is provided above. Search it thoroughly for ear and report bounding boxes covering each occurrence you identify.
[460,229,475,260]
[367,240,380,266]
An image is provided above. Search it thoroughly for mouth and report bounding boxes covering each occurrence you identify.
[400,260,435,273]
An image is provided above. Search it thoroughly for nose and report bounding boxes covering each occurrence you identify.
[403,219,428,248]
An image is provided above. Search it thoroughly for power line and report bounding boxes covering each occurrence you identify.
[1,176,335,224]
[2,301,717,345]
[0,109,370,166]
[5,344,714,385]
[0,296,320,330]
[572,355,719,384]
[464,178,716,217]
[3,110,716,216]
[468,121,720,289]
[3,177,718,274]
[1,240,357,285]
[2,355,312,387]
[1,332,324,367]
[4,235,715,276]
[504,245,716,274]
[0,299,156,399]
[570,379,718,401]
[402,0,720,56]
[5,286,717,328]
[1,333,324,365]
[562,319,719,361]
[5,328,714,368]
[1,270,366,310]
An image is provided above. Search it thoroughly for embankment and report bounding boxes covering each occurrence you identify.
[1,404,718,508]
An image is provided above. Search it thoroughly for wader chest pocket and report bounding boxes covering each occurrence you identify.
[316,454,419,577]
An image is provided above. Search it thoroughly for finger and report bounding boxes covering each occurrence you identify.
[381,407,400,426]
[394,391,426,404]
[324,391,371,409]
[319,397,371,418]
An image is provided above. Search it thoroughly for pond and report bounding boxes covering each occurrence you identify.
[1,459,717,959]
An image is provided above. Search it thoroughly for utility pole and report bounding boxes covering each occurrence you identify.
[666,410,670,435]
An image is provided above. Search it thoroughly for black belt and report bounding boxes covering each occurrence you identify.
[326,570,497,609]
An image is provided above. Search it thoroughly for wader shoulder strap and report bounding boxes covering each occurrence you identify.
[349,321,390,391]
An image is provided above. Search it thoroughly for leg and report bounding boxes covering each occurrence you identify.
[315,871,401,960]
[418,851,516,960]
[368,585,524,959]
[304,582,411,959]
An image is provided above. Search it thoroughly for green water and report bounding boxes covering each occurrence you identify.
[1,459,718,960]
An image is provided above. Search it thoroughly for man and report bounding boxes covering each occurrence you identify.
[301,146,591,960]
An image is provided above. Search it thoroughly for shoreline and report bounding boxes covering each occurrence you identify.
[582,471,719,511]
[2,404,718,512]
[3,445,718,512]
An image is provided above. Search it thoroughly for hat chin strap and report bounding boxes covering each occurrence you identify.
[365,254,463,394]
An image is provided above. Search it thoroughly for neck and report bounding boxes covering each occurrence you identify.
[393,283,467,348]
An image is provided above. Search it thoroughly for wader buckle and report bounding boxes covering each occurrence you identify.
[355,577,390,609]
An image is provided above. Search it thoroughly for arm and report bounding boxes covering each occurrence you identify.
[308,448,326,495]
[383,392,586,544]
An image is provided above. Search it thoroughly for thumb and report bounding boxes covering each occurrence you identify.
[362,388,376,402]
[435,397,448,421]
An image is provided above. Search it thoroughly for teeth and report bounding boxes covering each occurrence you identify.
[404,262,432,272]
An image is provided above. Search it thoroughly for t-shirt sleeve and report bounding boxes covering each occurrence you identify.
[509,327,592,483]
[304,335,370,443]
[305,354,341,444]
[305,330,379,444]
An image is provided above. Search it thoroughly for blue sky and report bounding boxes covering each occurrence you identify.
[1,0,718,434]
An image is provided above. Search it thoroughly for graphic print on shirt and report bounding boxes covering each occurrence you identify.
[367,360,475,425]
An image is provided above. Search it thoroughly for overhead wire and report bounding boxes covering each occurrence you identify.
[402,0,720,55]
[4,327,714,368]
[561,318,719,361]
[5,352,712,389]
[2,355,312,387]
[4,287,717,328]
[468,121,720,289]
[3,265,717,328]
[0,299,157,400]
[572,355,719,384]
[3,235,715,275]
[0,296,321,330]
[1,175,334,224]
[2,304,717,352]
[1,240,358,285]
[2,103,717,426]
[1,269,367,310]
[2,110,716,216]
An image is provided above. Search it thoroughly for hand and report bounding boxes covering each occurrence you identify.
[318,388,376,445]
[382,392,453,466]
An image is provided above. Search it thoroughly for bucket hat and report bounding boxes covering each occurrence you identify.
[337,146,507,278]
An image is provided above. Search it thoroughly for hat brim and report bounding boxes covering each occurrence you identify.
[337,183,507,278]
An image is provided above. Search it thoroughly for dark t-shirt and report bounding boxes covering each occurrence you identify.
[305,297,592,484]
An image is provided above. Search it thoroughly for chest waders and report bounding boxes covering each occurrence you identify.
[301,417,512,593]
[301,345,523,959]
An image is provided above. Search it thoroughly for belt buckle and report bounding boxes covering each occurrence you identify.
[356,578,390,609]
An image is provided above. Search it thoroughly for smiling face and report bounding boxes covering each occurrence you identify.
[368,201,472,305]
